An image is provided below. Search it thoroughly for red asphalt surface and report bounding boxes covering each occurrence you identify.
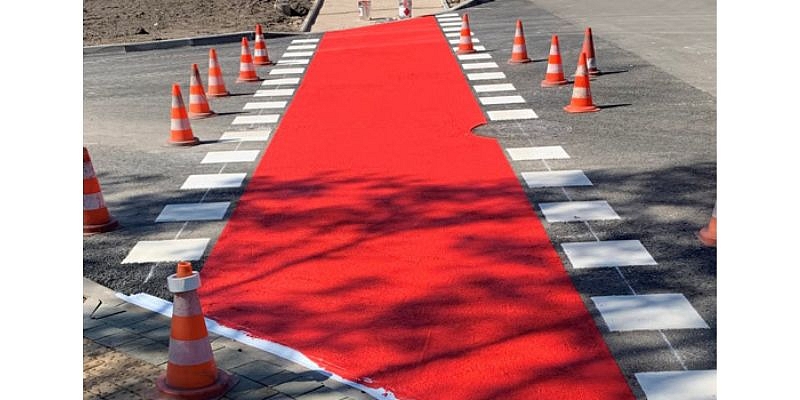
[198,17,635,400]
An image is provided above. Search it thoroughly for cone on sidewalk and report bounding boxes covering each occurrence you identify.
[582,27,601,75]
[508,19,531,64]
[236,37,261,83]
[457,14,476,54]
[540,34,568,87]
[206,48,230,97]
[698,205,717,247]
[156,261,237,400]
[169,83,200,146]
[188,64,215,119]
[564,52,600,113]
[84,147,119,235]
[252,24,273,66]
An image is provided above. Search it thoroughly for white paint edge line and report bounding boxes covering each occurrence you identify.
[116,292,401,400]
[454,45,487,52]
[254,89,295,97]
[439,22,463,27]
[461,62,496,70]
[281,51,314,57]
[201,150,260,164]
[506,145,570,161]
[276,58,310,65]
[218,130,271,142]
[561,240,658,269]
[180,173,247,190]
[467,72,506,81]
[269,68,305,75]
[591,293,710,332]
[449,38,480,44]
[473,83,516,92]
[442,26,463,32]
[487,109,538,120]
[457,53,492,61]
[243,101,287,110]
[436,13,460,18]
[538,200,621,223]
[291,38,320,43]
[260,77,300,86]
[121,238,210,264]
[521,169,593,188]
[635,370,716,400]
[438,18,463,23]
[479,95,526,105]
[287,45,317,50]
[232,114,280,125]
[445,32,474,38]
[155,202,231,223]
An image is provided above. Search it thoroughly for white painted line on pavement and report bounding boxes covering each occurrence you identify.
[218,130,271,142]
[592,294,709,331]
[538,201,620,222]
[244,101,287,110]
[479,95,525,105]
[561,240,657,269]
[260,77,300,86]
[155,202,230,223]
[521,169,592,188]
[180,173,246,190]
[461,62,496,70]
[232,114,280,125]
[254,89,295,97]
[467,72,506,81]
[506,145,569,160]
[121,239,210,263]
[635,370,716,400]
[269,68,305,75]
[201,150,260,164]
[487,109,538,120]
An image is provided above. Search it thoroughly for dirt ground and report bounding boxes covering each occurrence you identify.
[83,0,313,47]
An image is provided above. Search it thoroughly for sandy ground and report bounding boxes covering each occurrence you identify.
[83,0,312,47]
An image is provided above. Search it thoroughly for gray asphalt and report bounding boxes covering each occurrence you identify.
[82,0,716,398]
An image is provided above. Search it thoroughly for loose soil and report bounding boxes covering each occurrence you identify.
[83,0,313,47]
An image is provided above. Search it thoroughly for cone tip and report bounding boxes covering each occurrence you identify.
[172,83,180,94]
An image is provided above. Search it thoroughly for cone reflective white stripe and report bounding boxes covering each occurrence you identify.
[168,338,216,367]
[84,192,106,210]
[546,62,563,74]
[171,117,192,132]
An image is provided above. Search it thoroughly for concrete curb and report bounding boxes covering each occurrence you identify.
[83,30,304,56]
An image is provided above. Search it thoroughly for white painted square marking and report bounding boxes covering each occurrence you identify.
[445,32,474,38]
[487,109,538,120]
[506,146,569,160]
[287,45,316,50]
[255,89,295,97]
[269,68,305,75]
[592,294,709,331]
[243,101,287,110]
[218,130,271,142]
[232,114,279,125]
[440,22,463,27]
[561,240,658,269]
[462,61,496,70]
[467,72,506,81]
[450,38,480,44]
[436,13,459,18]
[438,18,463,23]
[636,370,717,400]
[522,170,592,188]
[442,26,463,32]
[454,45,486,52]
[121,238,210,264]
[282,51,313,57]
[155,202,230,223]
[538,200,620,222]
[479,95,525,105]
[457,53,492,61]
[201,150,260,164]
[260,77,300,86]
[277,58,310,65]
[473,83,516,92]
[181,173,246,190]
[291,38,319,43]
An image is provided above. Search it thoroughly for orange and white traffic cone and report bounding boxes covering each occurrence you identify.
[252,24,273,66]
[582,27,601,75]
[169,83,200,146]
[457,14,476,54]
[206,48,230,97]
[508,19,531,64]
[84,147,119,235]
[540,34,568,87]
[564,52,600,113]
[156,261,237,400]
[188,64,215,119]
[698,205,717,247]
[237,37,261,83]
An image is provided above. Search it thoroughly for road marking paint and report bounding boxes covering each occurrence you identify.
[467,71,505,81]
[121,238,210,263]
[635,370,716,400]
[442,26,462,32]
[287,45,316,50]
[232,114,280,124]
[561,240,657,269]
[487,109,538,120]
[591,294,710,331]
[269,67,305,75]
[155,202,231,223]
[201,150,260,164]
[180,173,246,190]
[458,53,492,60]
[473,83,515,92]
[461,61,495,70]
[436,13,460,18]
[260,77,300,86]
[506,145,569,160]
[282,51,314,57]
[521,169,592,187]
[218,130,271,142]
[244,101,287,110]
[255,88,295,97]
[479,95,525,105]
[450,38,480,44]
[291,38,319,44]
[538,200,620,222]
[439,22,463,27]
[277,58,310,65]
[445,32,474,38]
[454,45,486,51]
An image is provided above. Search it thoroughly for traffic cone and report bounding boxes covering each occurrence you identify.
[540,34,568,87]
[508,19,531,64]
[582,27,601,75]
[84,147,119,235]
[457,14,476,54]
[698,205,716,247]
[236,37,261,82]
[188,64,215,119]
[156,261,237,400]
[206,48,229,97]
[252,24,273,66]
[564,52,600,113]
[169,83,200,146]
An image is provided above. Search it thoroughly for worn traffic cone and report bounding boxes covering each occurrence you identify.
[540,34,568,87]
[188,64,215,119]
[698,205,717,247]
[564,52,600,113]
[156,261,237,400]
[582,27,601,75]
[206,48,229,97]
[236,37,261,82]
[457,14,476,54]
[169,83,200,146]
[508,20,531,64]
[84,147,119,235]
[252,24,273,66]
